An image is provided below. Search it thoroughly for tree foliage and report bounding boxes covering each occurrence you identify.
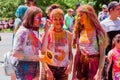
[0,0,119,18]
[0,0,24,18]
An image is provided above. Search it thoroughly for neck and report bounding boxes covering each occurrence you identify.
[84,23,94,31]
[53,27,64,32]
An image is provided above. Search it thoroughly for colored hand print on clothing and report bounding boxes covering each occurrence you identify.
[54,48,65,61]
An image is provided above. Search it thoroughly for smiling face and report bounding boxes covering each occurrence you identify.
[33,13,42,27]
[50,9,64,29]
[52,14,64,29]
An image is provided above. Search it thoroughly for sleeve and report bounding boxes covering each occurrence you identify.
[13,30,27,51]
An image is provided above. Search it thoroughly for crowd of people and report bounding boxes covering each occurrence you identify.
[3,0,120,80]
[0,17,14,31]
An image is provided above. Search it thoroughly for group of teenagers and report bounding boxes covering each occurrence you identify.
[10,0,120,80]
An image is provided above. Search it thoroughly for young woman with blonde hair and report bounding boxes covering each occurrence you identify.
[72,4,108,80]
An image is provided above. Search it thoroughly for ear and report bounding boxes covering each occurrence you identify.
[109,8,113,13]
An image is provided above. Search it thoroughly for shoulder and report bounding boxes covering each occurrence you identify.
[100,18,111,30]
[65,14,68,17]
[108,49,115,57]
[100,18,110,24]
[15,26,28,37]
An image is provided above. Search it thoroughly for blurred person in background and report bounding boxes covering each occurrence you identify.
[98,4,109,21]
[9,17,14,31]
[63,8,74,32]
[13,5,28,45]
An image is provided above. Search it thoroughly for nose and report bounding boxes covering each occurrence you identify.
[56,19,61,24]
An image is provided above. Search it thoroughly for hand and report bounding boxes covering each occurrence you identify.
[46,69,54,80]
[44,19,51,33]
[94,71,102,80]
[65,63,72,74]
[72,74,77,80]
[38,54,46,62]
[105,72,108,80]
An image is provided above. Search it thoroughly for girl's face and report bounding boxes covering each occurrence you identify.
[51,14,64,29]
[115,39,120,49]
[77,12,88,25]
[33,13,42,27]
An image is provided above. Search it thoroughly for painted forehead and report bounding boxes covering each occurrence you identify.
[50,9,64,18]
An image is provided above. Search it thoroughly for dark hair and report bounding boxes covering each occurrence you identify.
[108,1,120,12]
[75,3,80,10]
[46,4,61,14]
[46,4,61,19]
[22,6,42,31]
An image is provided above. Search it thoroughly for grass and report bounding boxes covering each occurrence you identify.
[0,29,12,33]
[0,28,44,33]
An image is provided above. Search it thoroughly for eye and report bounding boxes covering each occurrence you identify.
[35,16,41,22]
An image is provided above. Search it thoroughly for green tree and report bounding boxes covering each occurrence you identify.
[0,0,119,18]
[0,0,24,18]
